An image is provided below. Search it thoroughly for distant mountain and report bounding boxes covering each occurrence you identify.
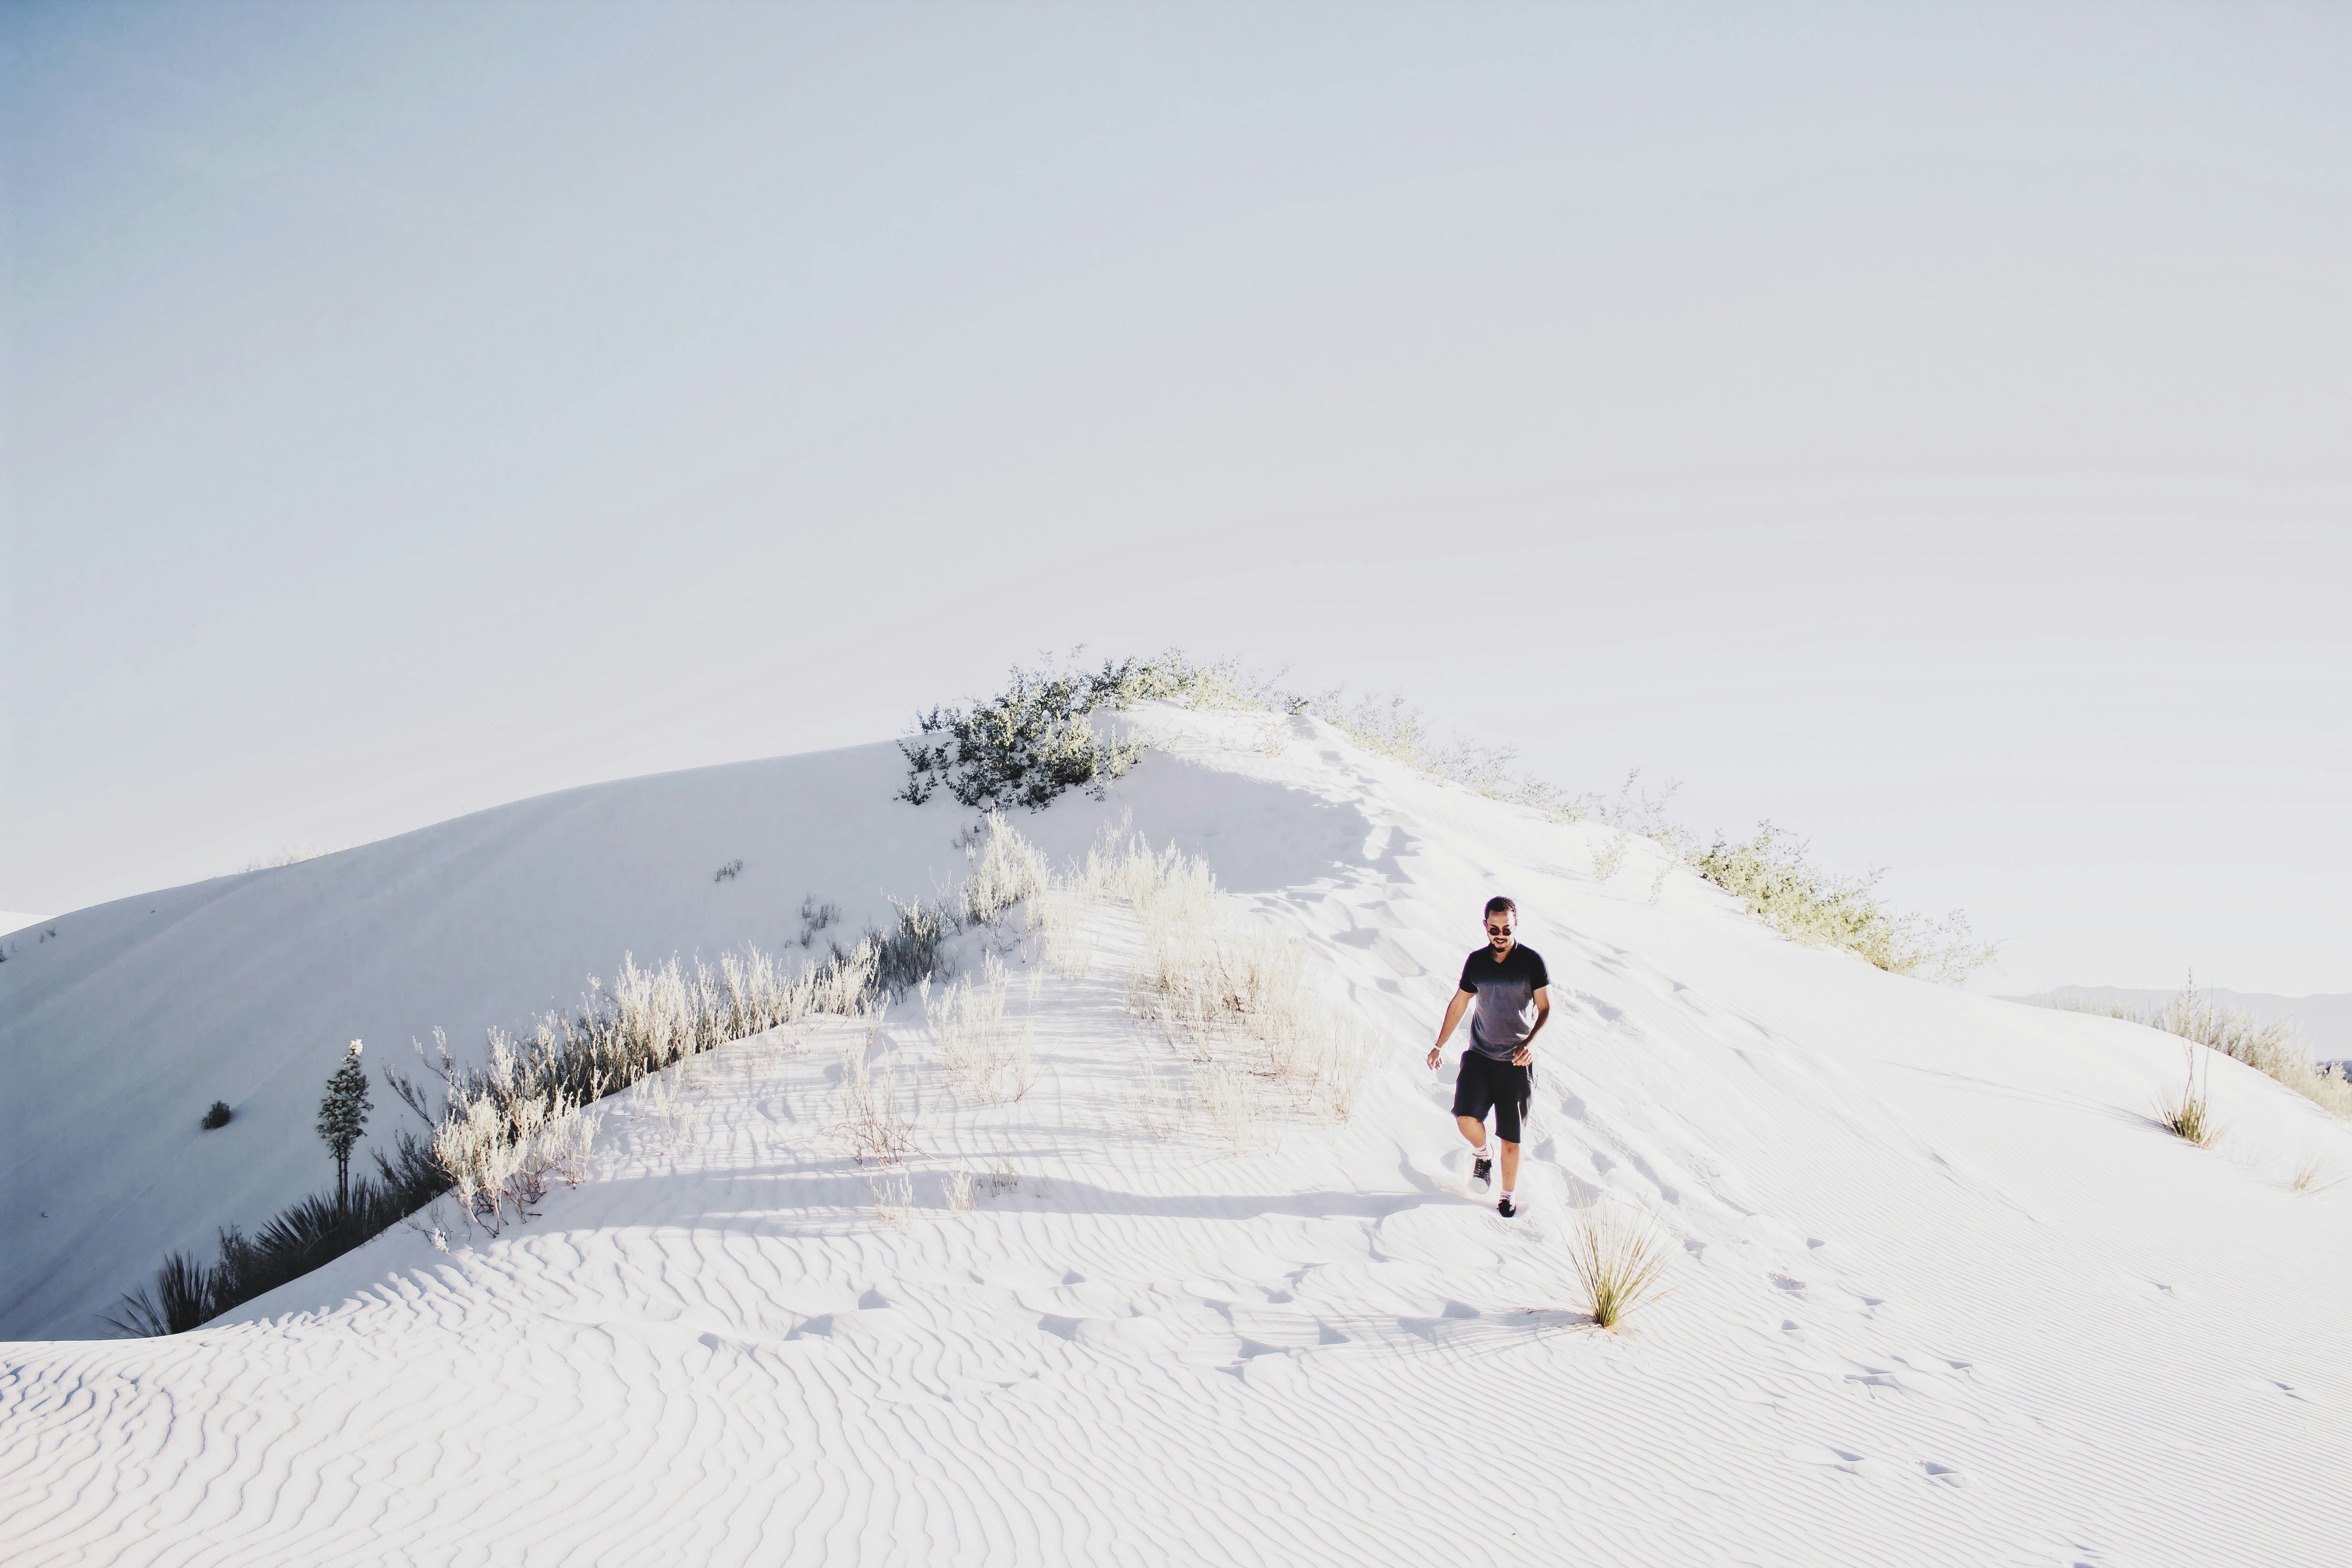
[2007,985,2352,1066]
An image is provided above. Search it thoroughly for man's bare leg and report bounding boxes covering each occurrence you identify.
[1498,1139,1521,1192]
[1455,1115,1489,1149]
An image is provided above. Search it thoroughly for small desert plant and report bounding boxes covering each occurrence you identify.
[837,1022,919,1165]
[923,953,1037,1103]
[2291,1153,2346,1194]
[1567,1204,1675,1331]
[102,1251,216,1338]
[713,859,744,882]
[201,1100,233,1130]
[960,811,1050,925]
[867,1168,915,1227]
[797,896,843,947]
[1589,829,1632,883]
[2155,1043,2220,1148]
[945,1167,977,1214]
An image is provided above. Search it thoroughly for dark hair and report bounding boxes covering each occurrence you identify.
[1484,896,1516,917]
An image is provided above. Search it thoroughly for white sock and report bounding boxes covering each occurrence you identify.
[1471,1144,1491,1160]
[1501,1190,1514,1201]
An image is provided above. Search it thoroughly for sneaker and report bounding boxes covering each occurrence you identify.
[1471,1152,1493,1191]
[1497,1196,1518,1219]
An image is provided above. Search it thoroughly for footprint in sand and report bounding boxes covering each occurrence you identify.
[1786,1445,1903,1481]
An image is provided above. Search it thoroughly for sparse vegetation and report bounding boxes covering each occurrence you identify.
[243,843,341,872]
[1567,1203,1675,1331]
[713,859,744,882]
[202,1100,233,1130]
[105,1131,445,1336]
[909,655,2000,985]
[2058,973,2352,1122]
[798,896,843,948]
[113,883,982,1333]
[837,1016,920,1166]
[867,1168,915,1227]
[1044,820,1377,1138]
[922,953,1038,1104]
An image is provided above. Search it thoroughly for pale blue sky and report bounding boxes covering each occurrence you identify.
[5,1,2347,994]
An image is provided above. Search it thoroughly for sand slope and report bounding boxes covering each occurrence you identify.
[5,708,2349,1565]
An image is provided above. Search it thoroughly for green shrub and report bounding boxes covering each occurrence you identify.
[201,1100,232,1130]
[1690,825,1997,982]
[898,651,1259,812]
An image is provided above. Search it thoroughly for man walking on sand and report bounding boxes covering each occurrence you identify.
[1427,896,1550,1218]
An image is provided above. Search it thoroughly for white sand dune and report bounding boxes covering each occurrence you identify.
[5,708,2349,1565]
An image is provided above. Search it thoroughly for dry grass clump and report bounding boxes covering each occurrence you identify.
[837,1017,920,1166]
[2290,1152,2346,1194]
[1110,828,1374,1134]
[435,1060,603,1235]
[921,953,1037,1103]
[2063,973,2352,1123]
[1567,1204,1676,1331]
[960,812,1050,926]
[867,1169,915,1228]
[986,816,1375,1142]
[1029,882,1098,978]
[2154,1043,2222,1149]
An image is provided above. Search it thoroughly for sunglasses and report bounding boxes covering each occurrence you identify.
[1485,922,1512,935]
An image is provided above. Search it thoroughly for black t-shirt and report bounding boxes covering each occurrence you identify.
[1457,943,1549,1058]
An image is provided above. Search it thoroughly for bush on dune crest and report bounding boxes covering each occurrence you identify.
[897,652,1255,812]
[1691,825,1999,985]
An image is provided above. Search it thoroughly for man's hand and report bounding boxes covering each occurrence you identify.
[1426,1044,1443,1070]
[1511,1045,1532,1067]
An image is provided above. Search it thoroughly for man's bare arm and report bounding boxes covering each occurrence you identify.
[1426,989,1473,1069]
[1510,988,1553,1066]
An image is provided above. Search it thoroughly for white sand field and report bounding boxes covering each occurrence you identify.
[5,707,2348,1565]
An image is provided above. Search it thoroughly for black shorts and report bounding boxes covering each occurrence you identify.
[1452,1050,1534,1143]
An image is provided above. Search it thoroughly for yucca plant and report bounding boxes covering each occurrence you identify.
[1568,1204,1675,1331]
